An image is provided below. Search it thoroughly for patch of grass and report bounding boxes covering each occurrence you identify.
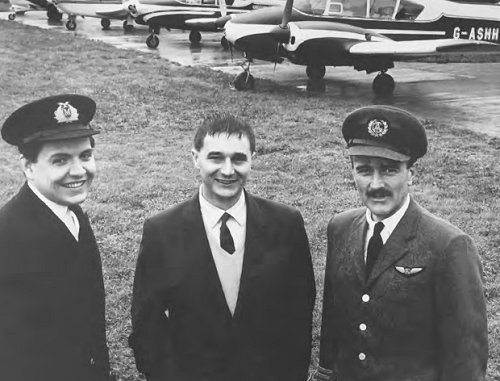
[0,20,499,380]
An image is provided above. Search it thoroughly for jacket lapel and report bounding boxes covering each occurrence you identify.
[22,183,79,248]
[366,197,421,287]
[232,191,266,321]
[181,193,234,321]
[346,212,368,285]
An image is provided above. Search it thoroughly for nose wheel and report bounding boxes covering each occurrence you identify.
[8,12,16,20]
[372,71,395,96]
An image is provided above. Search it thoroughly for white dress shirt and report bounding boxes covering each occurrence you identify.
[364,194,410,261]
[28,182,80,241]
[199,186,247,315]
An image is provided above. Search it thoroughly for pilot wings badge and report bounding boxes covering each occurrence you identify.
[54,102,79,123]
[394,266,425,276]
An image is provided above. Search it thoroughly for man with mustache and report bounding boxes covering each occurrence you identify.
[315,106,488,381]
[129,113,316,381]
[0,95,113,381]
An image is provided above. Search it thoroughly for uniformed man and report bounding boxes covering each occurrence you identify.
[0,95,113,381]
[315,105,488,381]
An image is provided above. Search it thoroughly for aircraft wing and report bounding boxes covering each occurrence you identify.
[95,8,129,19]
[349,39,500,56]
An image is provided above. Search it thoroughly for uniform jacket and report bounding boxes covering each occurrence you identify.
[318,197,488,381]
[129,191,316,381]
[0,183,110,381]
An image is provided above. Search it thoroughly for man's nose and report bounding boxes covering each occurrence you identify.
[69,160,86,177]
[370,171,384,188]
[220,158,234,176]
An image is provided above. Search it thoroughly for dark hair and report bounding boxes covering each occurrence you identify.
[193,113,255,153]
[19,136,96,162]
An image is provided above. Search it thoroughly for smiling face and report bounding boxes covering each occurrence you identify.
[192,133,252,210]
[22,137,96,206]
[352,155,413,221]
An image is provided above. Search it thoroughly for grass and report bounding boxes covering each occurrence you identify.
[0,18,499,380]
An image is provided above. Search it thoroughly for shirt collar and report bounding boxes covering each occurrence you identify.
[198,185,246,229]
[365,194,410,236]
[27,181,70,221]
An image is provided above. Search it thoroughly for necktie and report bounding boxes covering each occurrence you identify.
[220,212,235,254]
[65,208,80,241]
[366,222,384,279]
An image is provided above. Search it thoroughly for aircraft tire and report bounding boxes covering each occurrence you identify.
[8,13,15,20]
[189,30,202,44]
[306,64,325,80]
[123,20,134,30]
[66,19,76,30]
[372,73,395,96]
[101,18,111,30]
[146,34,160,49]
[233,72,254,91]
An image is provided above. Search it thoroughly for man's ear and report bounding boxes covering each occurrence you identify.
[191,149,200,169]
[20,155,34,180]
[408,167,415,186]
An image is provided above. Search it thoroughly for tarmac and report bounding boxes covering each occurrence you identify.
[3,11,500,138]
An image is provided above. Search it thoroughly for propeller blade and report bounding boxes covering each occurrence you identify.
[280,0,293,29]
[219,0,227,17]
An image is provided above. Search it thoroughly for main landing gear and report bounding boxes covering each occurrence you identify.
[233,61,254,91]
[101,18,111,30]
[189,30,201,44]
[8,13,16,20]
[123,17,134,31]
[65,15,76,30]
[146,25,160,48]
[372,71,395,96]
[306,63,326,80]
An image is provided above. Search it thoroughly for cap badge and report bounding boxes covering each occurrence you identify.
[54,102,79,124]
[367,119,388,138]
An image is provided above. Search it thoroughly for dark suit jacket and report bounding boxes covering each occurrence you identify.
[318,197,488,381]
[129,191,316,381]
[0,183,110,381]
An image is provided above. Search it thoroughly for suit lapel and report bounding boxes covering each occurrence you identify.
[233,192,266,321]
[366,198,421,287]
[181,193,234,321]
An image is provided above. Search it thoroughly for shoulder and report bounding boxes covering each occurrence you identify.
[414,202,467,240]
[145,196,197,228]
[247,193,302,220]
[328,207,365,230]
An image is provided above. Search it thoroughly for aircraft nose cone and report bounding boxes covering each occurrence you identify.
[215,14,231,29]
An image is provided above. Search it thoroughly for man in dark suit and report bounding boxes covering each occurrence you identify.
[129,113,316,381]
[0,95,112,381]
[315,106,488,381]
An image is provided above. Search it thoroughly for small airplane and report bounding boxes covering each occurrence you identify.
[8,0,63,21]
[222,0,500,94]
[123,0,281,49]
[52,0,135,30]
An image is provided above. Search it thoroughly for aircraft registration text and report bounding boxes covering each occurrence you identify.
[453,26,500,42]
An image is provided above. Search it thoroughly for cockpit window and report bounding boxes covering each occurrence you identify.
[294,0,423,19]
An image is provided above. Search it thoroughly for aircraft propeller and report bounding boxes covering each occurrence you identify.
[270,0,293,69]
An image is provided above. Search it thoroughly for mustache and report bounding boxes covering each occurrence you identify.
[367,189,392,198]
